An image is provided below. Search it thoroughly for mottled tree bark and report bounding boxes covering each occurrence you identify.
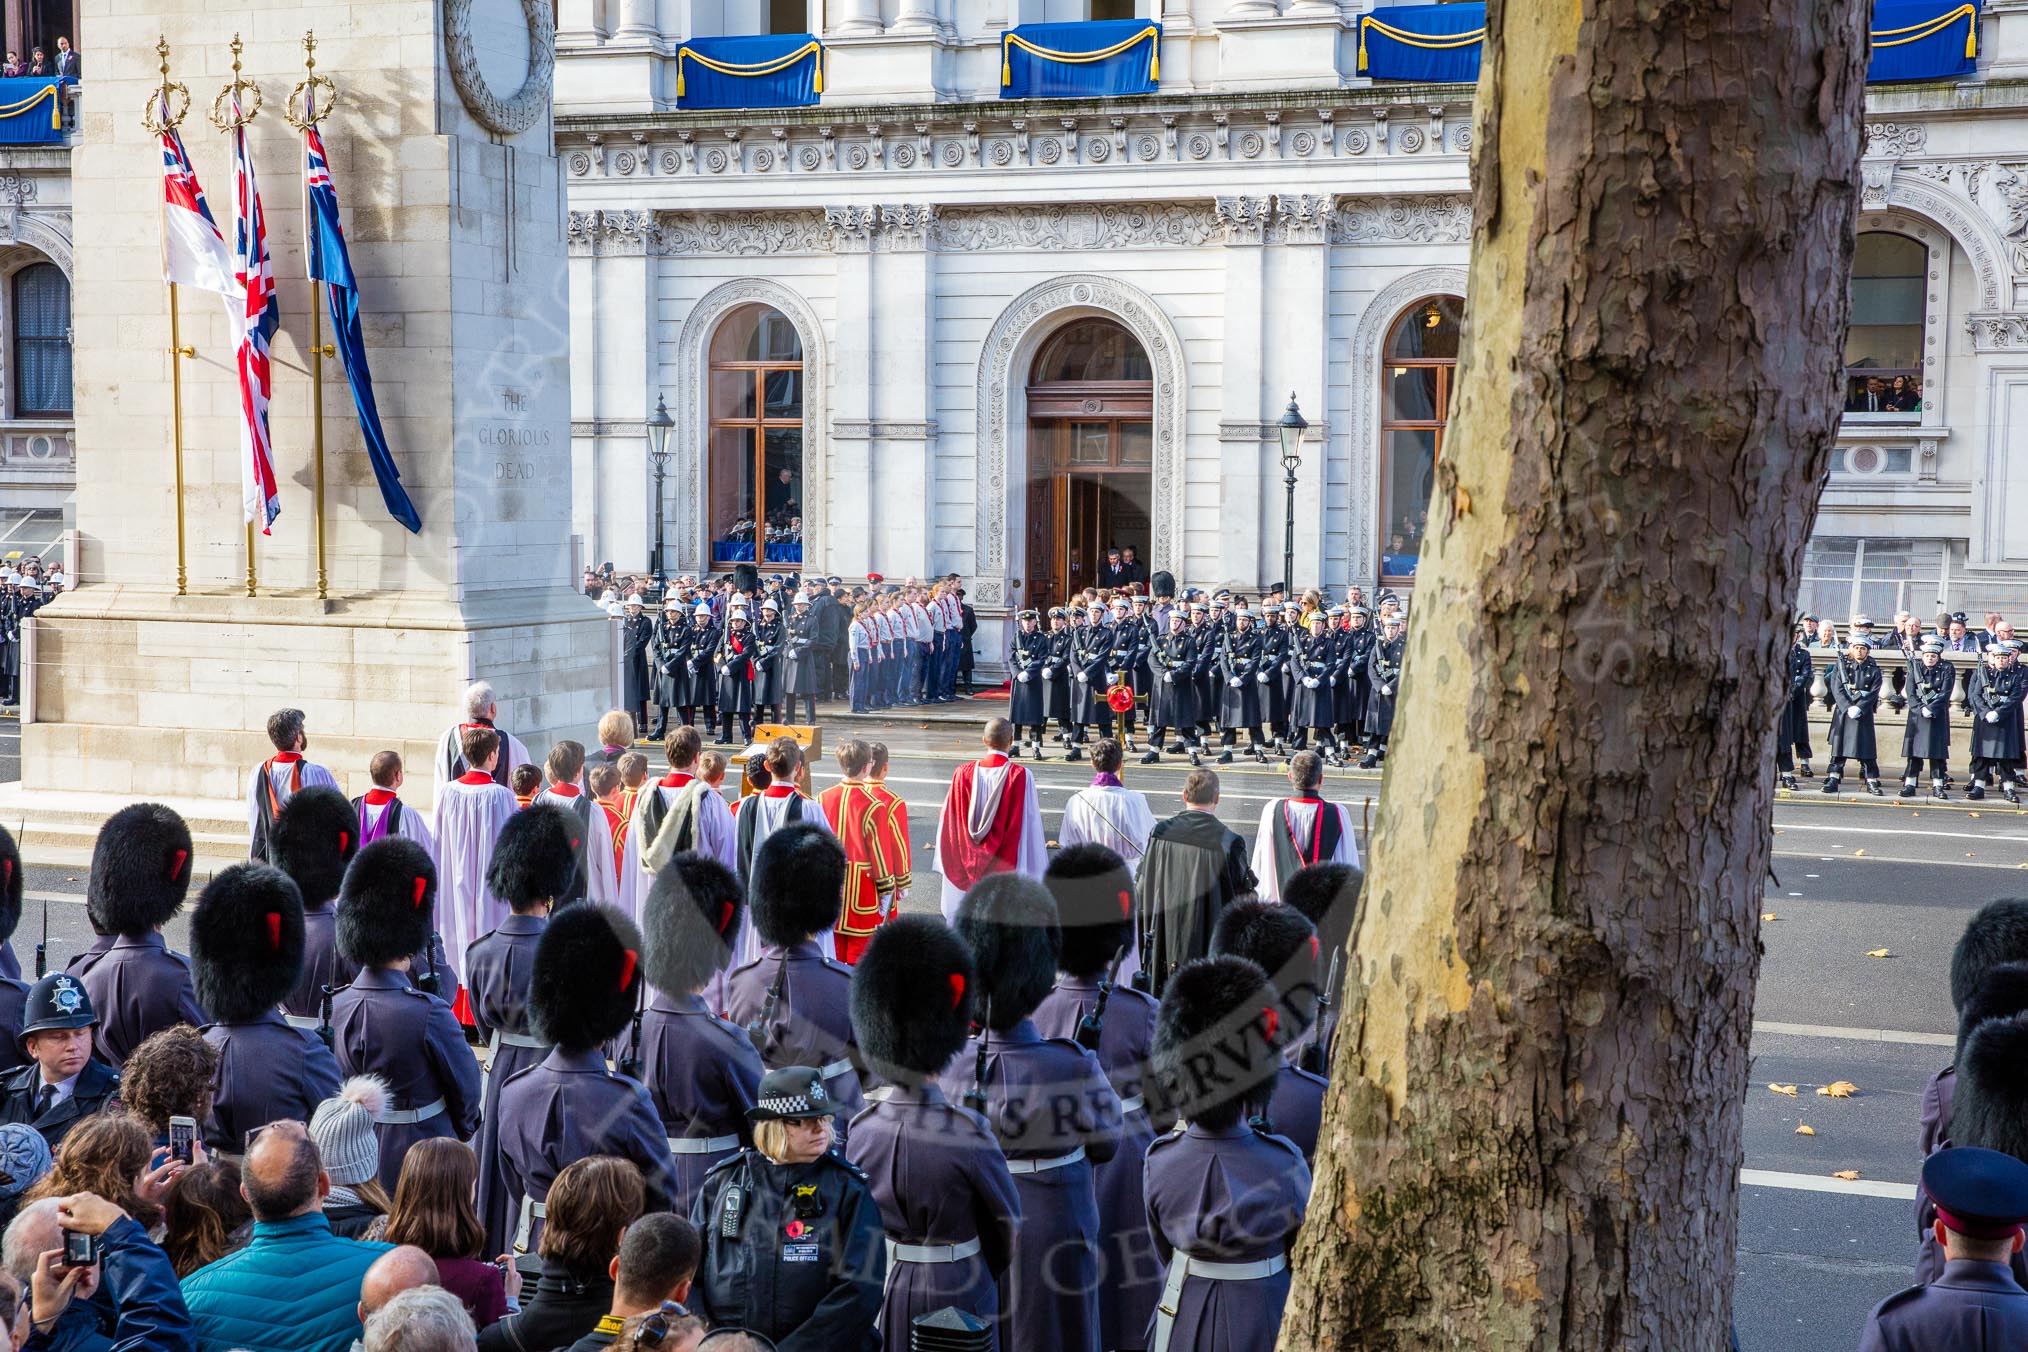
[1279,2,1867,1348]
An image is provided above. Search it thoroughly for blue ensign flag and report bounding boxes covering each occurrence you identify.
[303,123,422,535]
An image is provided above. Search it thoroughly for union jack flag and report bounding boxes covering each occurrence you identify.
[230,100,280,533]
[158,108,235,296]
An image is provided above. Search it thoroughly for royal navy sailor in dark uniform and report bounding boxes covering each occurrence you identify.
[497,902,674,1264]
[846,916,1020,1352]
[1044,608,1076,746]
[1215,610,1271,765]
[690,1065,886,1349]
[676,602,720,732]
[783,593,823,726]
[1142,956,1310,1352]
[1338,606,1376,753]
[330,837,483,1190]
[1143,609,1202,766]
[1901,636,1955,800]
[66,803,204,1069]
[1824,633,1886,795]
[269,786,361,1031]
[1008,610,1051,760]
[467,805,570,1257]
[751,597,788,726]
[1031,845,1161,1352]
[636,853,764,1216]
[715,604,759,747]
[1290,612,1340,764]
[942,873,1122,1352]
[1968,641,2028,802]
[1776,622,1817,791]
[1065,604,1115,761]
[189,863,343,1153]
[1861,1146,2028,1351]
[1210,899,1327,1163]
[723,823,865,1146]
[1360,614,1406,769]
[0,972,121,1148]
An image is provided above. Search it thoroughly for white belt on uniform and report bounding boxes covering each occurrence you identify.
[667,1134,740,1155]
[886,1237,982,1266]
[281,1014,319,1032]
[819,1057,854,1082]
[1004,1146,1085,1176]
[377,1098,445,1126]
[1150,1253,1289,1352]
[486,1030,548,1065]
[1119,1094,1146,1116]
[514,1197,547,1254]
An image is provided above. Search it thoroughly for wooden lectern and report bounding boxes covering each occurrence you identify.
[736,724,823,798]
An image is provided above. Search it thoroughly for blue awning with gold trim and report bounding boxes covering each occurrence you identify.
[1001,20,1161,100]
[674,34,823,110]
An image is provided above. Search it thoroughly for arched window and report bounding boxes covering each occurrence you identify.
[1032,318,1154,385]
[1844,233,1924,418]
[13,262,69,418]
[708,304,804,568]
[1379,294,1462,583]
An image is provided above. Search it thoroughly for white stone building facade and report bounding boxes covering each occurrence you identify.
[552,0,2028,645]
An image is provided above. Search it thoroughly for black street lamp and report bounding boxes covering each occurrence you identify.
[1277,393,1306,600]
[646,393,674,590]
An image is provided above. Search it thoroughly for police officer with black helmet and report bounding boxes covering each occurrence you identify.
[0,972,120,1147]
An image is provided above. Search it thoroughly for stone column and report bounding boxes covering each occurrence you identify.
[890,0,939,38]
[824,206,878,578]
[558,0,609,43]
[42,0,607,800]
[614,0,659,40]
[569,212,659,570]
[1214,196,1270,587]
[871,204,939,579]
[1270,194,1332,589]
[828,0,884,37]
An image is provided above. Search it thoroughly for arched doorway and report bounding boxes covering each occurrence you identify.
[705,302,805,570]
[1023,318,1153,606]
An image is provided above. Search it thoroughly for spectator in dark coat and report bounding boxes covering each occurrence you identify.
[477,1157,642,1352]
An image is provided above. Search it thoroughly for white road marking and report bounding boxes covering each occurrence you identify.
[1739,1169,1916,1201]
[1775,822,2028,844]
[1772,852,2012,870]
[1752,1020,1952,1047]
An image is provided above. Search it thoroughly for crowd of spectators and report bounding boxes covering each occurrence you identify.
[0,39,77,79]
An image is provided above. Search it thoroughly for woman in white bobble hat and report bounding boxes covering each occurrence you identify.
[310,1076,392,1240]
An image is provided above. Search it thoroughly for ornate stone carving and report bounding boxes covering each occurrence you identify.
[565,209,658,256]
[933,204,1218,251]
[1997,166,2028,265]
[1968,313,2028,350]
[879,202,938,249]
[444,0,555,136]
[1398,126,1424,153]
[1343,127,1370,155]
[1214,196,1273,244]
[1274,194,1333,244]
[1861,160,1895,207]
[657,211,831,256]
[1330,195,1472,244]
[823,205,878,252]
[974,274,1187,604]
[1864,122,1927,158]
[1881,176,2005,309]
[673,280,830,575]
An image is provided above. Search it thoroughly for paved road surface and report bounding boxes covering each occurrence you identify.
[6,713,2016,1347]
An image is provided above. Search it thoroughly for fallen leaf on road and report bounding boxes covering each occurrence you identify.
[1768,1083,1798,1097]
[1817,1081,1858,1098]
[1796,1124,1816,1136]
[1854,849,1867,857]
[1866,948,1893,959]
[1761,912,1779,922]
[1833,1170,1861,1181]
[1970,813,1981,819]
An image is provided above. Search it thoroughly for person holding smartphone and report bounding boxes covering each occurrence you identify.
[5,1191,193,1350]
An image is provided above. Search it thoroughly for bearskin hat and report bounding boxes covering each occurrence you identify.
[732,562,760,595]
[1043,844,1135,981]
[1952,899,2028,1013]
[851,917,975,1082]
[642,854,745,994]
[336,838,436,970]
[1282,862,1361,967]
[191,864,306,1023]
[530,903,645,1053]
[954,873,1060,1031]
[1213,899,1322,1033]
[0,823,22,947]
[487,805,582,910]
[751,822,844,947]
[1951,1010,2028,1162]
[268,787,360,908]
[88,803,194,936]
[1957,961,2028,1062]
[1153,955,1280,1131]
[1151,570,1176,600]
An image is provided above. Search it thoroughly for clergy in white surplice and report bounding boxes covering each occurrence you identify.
[530,740,619,907]
[433,725,520,990]
[432,680,534,799]
[727,738,836,974]
[352,750,437,863]
[934,718,1047,920]
[1249,749,1362,902]
[1056,740,1157,876]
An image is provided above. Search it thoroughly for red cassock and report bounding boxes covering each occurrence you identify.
[934,758,1029,892]
[821,781,912,964]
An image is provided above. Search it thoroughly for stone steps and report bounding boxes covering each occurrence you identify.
[0,784,248,874]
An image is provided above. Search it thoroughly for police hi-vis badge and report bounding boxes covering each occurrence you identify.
[52,978,81,1014]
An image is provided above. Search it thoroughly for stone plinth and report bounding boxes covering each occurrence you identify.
[33,0,606,803]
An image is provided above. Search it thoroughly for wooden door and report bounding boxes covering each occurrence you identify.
[1067,475,1102,597]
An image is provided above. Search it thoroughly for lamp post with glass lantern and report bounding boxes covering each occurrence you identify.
[646,394,674,590]
[1278,394,1307,599]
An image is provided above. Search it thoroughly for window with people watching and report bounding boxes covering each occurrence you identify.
[707,303,804,570]
[1843,232,1925,419]
[1379,294,1462,586]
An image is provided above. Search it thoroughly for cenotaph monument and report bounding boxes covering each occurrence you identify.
[21,0,606,801]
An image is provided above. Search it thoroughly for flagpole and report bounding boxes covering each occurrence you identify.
[288,32,335,601]
[144,39,194,597]
[211,34,264,599]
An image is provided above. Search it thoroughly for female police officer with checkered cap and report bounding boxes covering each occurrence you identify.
[689,1064,885,1349]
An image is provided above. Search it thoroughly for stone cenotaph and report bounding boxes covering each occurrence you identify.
[22,0,606,802]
